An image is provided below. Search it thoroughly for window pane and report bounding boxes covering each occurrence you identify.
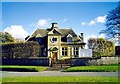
[67,37,72,42]
[74,51,75,55]
[62,51,64,56]
[76,48,78,50]
[62,48,64,50]
[53,38,57,42]
[65,47,67,50]
[62,47,68,56]
[73,47,79,56]
[36,38,41,42]
[65,51,67,56]
[76,51,78,55]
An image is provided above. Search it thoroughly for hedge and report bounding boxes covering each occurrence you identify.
[1,41,40,59]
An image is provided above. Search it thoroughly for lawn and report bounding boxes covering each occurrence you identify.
[0,65,47,72]
[63,64,120,72]
[2,76,118,82]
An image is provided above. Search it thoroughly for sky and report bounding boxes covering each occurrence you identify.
[1,1,118,43]
[1,0,119,2]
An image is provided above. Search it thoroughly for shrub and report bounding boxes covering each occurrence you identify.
[1,41,40,59]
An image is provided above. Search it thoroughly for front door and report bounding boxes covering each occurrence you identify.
[52,52,57,63]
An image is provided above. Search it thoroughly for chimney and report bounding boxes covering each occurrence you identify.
[80,33,84,41]
[52,22,58,29]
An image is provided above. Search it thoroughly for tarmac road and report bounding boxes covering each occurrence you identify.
[1,71,119,78]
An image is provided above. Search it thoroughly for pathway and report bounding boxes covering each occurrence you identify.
[1,71,119,78]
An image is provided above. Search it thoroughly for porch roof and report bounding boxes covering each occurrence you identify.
[48,47,58,51]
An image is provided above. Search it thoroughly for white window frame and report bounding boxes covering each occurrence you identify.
[62,47,68,56]
[73,47,79,56]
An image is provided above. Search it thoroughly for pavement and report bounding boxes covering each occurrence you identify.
[1,71,119,78]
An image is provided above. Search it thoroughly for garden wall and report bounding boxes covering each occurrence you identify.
[1,57,50,66]
[71,56,120,66]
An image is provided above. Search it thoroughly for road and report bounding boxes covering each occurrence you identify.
[1,71,119,78]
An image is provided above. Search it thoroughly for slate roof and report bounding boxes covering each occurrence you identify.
[26,27,83,42]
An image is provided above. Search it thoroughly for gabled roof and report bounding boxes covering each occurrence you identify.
[31,29,48,37]
[28,28,77,37]
[67,34,73,38]
[36,34,41,37]
[26,27,83,42]
[48,28,62,35]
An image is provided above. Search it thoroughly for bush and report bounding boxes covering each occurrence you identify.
[1,41,40,59]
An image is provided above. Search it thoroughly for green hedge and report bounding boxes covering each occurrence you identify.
[1,41,40,59]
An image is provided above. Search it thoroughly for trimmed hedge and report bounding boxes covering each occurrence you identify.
[1,41,40,59]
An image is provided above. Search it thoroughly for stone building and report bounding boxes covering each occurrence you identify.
[26,23,86,62]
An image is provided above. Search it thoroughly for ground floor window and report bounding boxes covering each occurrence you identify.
[41,47,47,56]
[73,47,79,56]
[62,47,68,56]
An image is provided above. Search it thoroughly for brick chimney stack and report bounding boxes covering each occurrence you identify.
[80,33,84,41]
[52,22,58,29]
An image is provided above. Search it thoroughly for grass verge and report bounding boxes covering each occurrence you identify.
[63,64,120,72]
[2,76,119,82]
[0,65,47,72]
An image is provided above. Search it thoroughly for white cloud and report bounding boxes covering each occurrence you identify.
[36,18,51,28]
[95,15,106,23]
[81,15,106,26]
[3,25,29,39]
[89,20,96,26]
[36,19,48,27]
[81,22,86,26]
[62,19,67,22]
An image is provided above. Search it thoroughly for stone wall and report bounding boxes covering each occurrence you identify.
[71,56,119,66]
[86,57,119,65]
[1,57,50,66]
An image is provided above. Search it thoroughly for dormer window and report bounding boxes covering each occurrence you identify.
[67,34,72,42]
[36,37,41,43]
[36,34,41,43]
[67,37,72,42]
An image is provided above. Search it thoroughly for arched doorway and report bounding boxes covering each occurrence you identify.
[52,52,58,63]
[49,47,58,67]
